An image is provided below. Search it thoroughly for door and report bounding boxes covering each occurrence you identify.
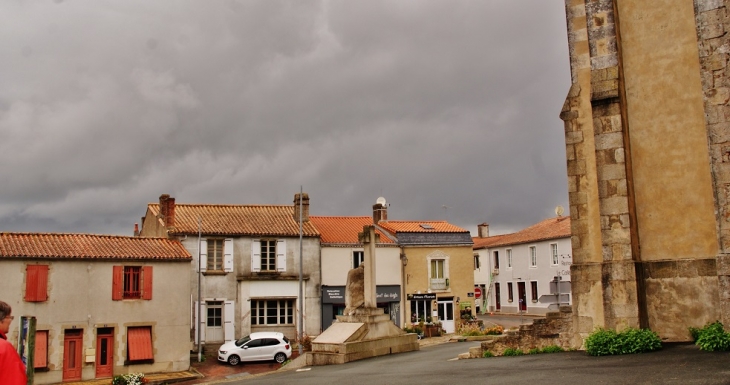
[96,328,114,378]
[63,329,83,381]
[389,302,400,327]
[517,282,527,311]
[494,283,501,311]
[437,300,455,333]
[206,301,224,342]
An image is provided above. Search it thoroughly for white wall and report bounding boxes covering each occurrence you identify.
[321,245,402,286]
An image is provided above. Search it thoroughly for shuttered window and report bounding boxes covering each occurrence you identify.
[112,266,153,300]
[34,330,48,368]
[127,327,153,361]
[25,265,49,302]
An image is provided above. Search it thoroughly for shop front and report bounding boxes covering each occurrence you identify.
[321,285,401,331]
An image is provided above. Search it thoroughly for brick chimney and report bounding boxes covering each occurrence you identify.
[373,199,388,223]
[293,193,309,222]
[477,223,489,238]
[159,194,176,227]
[134,223,139,237]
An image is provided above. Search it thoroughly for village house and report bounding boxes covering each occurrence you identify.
[0,232,191,384]
[137,193,321,350]
[473,216,572,315]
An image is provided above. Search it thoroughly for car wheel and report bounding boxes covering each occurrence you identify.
[274,352,287,364]
[227,355,241,366]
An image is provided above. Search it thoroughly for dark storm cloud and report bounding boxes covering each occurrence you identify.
[0,0,570,236]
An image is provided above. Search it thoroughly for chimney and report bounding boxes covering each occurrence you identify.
[134,223,139,237]
[293,193,310,222]
[159,194,175,227]
[477,223,489,238]
[373,198,388,223]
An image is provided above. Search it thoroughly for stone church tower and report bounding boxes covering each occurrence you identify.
[561,0,730,343]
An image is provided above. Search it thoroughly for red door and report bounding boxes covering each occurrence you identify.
[517,282,527,311]
[63,330,83,381]
[96,328,114,378]
[494,283,501,310]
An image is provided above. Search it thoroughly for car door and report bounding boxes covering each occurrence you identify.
[260,338,280,360]
[242,338,264,361]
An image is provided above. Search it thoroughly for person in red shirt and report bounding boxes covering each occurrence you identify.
[0,301,27,385]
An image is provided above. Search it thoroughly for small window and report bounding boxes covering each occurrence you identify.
[124,267,142,299]
[261,240,277,271]
[506,249,512,268]
[530,246,537,267]
[473,254,480,270]
[112,266,152,300]
[207,302,223,327]
[508,282,514,302]
[531,281,538,302]
[551,243,559,265]
[207,239,224,271]
[34,330,48,369]
[431,259,445,279]
[353,251,364,268]
[25,265,49,302]
[127,326,153,362]
[493,251,499,269]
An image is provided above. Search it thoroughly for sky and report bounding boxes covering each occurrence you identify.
[0,0,571,237]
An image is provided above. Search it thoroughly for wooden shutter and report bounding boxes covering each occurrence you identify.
[251,240,261,272]
[223,239,233,272]
[34,330,48,368]
[112,266,123,301]
[276,239,286,272]
[25,265,49,302]
[223,301,234,342]
[141,266,153,300]
[127,327,153,360]
[199,240,207,273]
[194,301,206,342]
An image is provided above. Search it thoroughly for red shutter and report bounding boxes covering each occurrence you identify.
[34,330,48,368]
[112,266,123,301]
[25,265,49,302]
[127,327,153,360]
[142,266,153,300]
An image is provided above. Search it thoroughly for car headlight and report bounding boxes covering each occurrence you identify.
[219,350,227,354]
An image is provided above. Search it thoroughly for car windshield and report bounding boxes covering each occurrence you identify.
[235,335,251,347]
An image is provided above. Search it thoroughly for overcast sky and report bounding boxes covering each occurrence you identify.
[0,0,571,237]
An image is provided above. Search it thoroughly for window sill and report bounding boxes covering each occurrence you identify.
[203,271,228,276]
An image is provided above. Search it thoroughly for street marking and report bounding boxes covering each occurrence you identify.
[297,368,312,372]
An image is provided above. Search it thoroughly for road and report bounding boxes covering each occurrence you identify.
[222,342,730,385]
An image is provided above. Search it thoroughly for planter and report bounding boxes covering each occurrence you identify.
[424,325,442,338]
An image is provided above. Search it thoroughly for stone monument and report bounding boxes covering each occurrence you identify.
[308,225,419,365]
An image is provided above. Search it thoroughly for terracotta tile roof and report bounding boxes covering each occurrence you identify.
[473,216,571,249]
[0,233,191,260]
[309,216,395,245]
[148,204,319,237]
[376,221,469,234]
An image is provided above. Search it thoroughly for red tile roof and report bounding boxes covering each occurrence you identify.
[0,233,191,260]
[377,221,469,234]
[147,204,319,237]
[472,217,571,249]
[309,216,395,245]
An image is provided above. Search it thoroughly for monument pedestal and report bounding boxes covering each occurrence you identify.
[307,307,419,365]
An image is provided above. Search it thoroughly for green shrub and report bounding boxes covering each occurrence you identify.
[585,327,661,356]
[527,348,541,355]
[540,345,565,353]
[693,321,730,352]
[482,350,494,358]
[501,348,524,356]
[689,326,701,341]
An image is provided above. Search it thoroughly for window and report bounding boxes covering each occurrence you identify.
[507,249,512,268]
[410,300,431,322]
[251,299,294,325]
[207,301,223,328]
[353,251,364,268]
[127,326,153,362]
[34,330,48,369]
[25,265,49,302]
[473,254,480,270]
[251,239,286,272]
[430,259,446,290]
[531,281,538,302]
[530,246,537,267]
[508,282,514,302]
[207,240,224,270]
[493,251,499,269]
[112,266,152,300]
[551,243,559,265]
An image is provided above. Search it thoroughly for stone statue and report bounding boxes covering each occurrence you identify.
[345,264,365,315]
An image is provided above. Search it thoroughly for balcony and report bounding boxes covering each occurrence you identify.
[430,278,447,291]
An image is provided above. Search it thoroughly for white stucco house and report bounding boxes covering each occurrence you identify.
[0,232,191,384]
[137,193,321,350]
[473,216,572,315]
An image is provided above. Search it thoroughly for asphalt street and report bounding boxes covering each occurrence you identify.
[227,342,730,385]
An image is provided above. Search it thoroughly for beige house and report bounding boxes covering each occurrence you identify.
[137,193,321,348]
[309,215,403,330]
[0,233,191,384]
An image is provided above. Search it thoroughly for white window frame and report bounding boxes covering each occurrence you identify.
[353,250,364,268]
[550,243,559,266]
[531,281,539,303]
[251,299,295,325]
[251,239,286,272]
[506,249,512,269]
[529,246,537,267]
[427,252,450,291]
[493,250,500,269]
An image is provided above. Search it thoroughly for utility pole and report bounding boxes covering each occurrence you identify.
[298,186,304,355]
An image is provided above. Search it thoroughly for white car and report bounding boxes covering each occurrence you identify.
[218,332,292,366]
